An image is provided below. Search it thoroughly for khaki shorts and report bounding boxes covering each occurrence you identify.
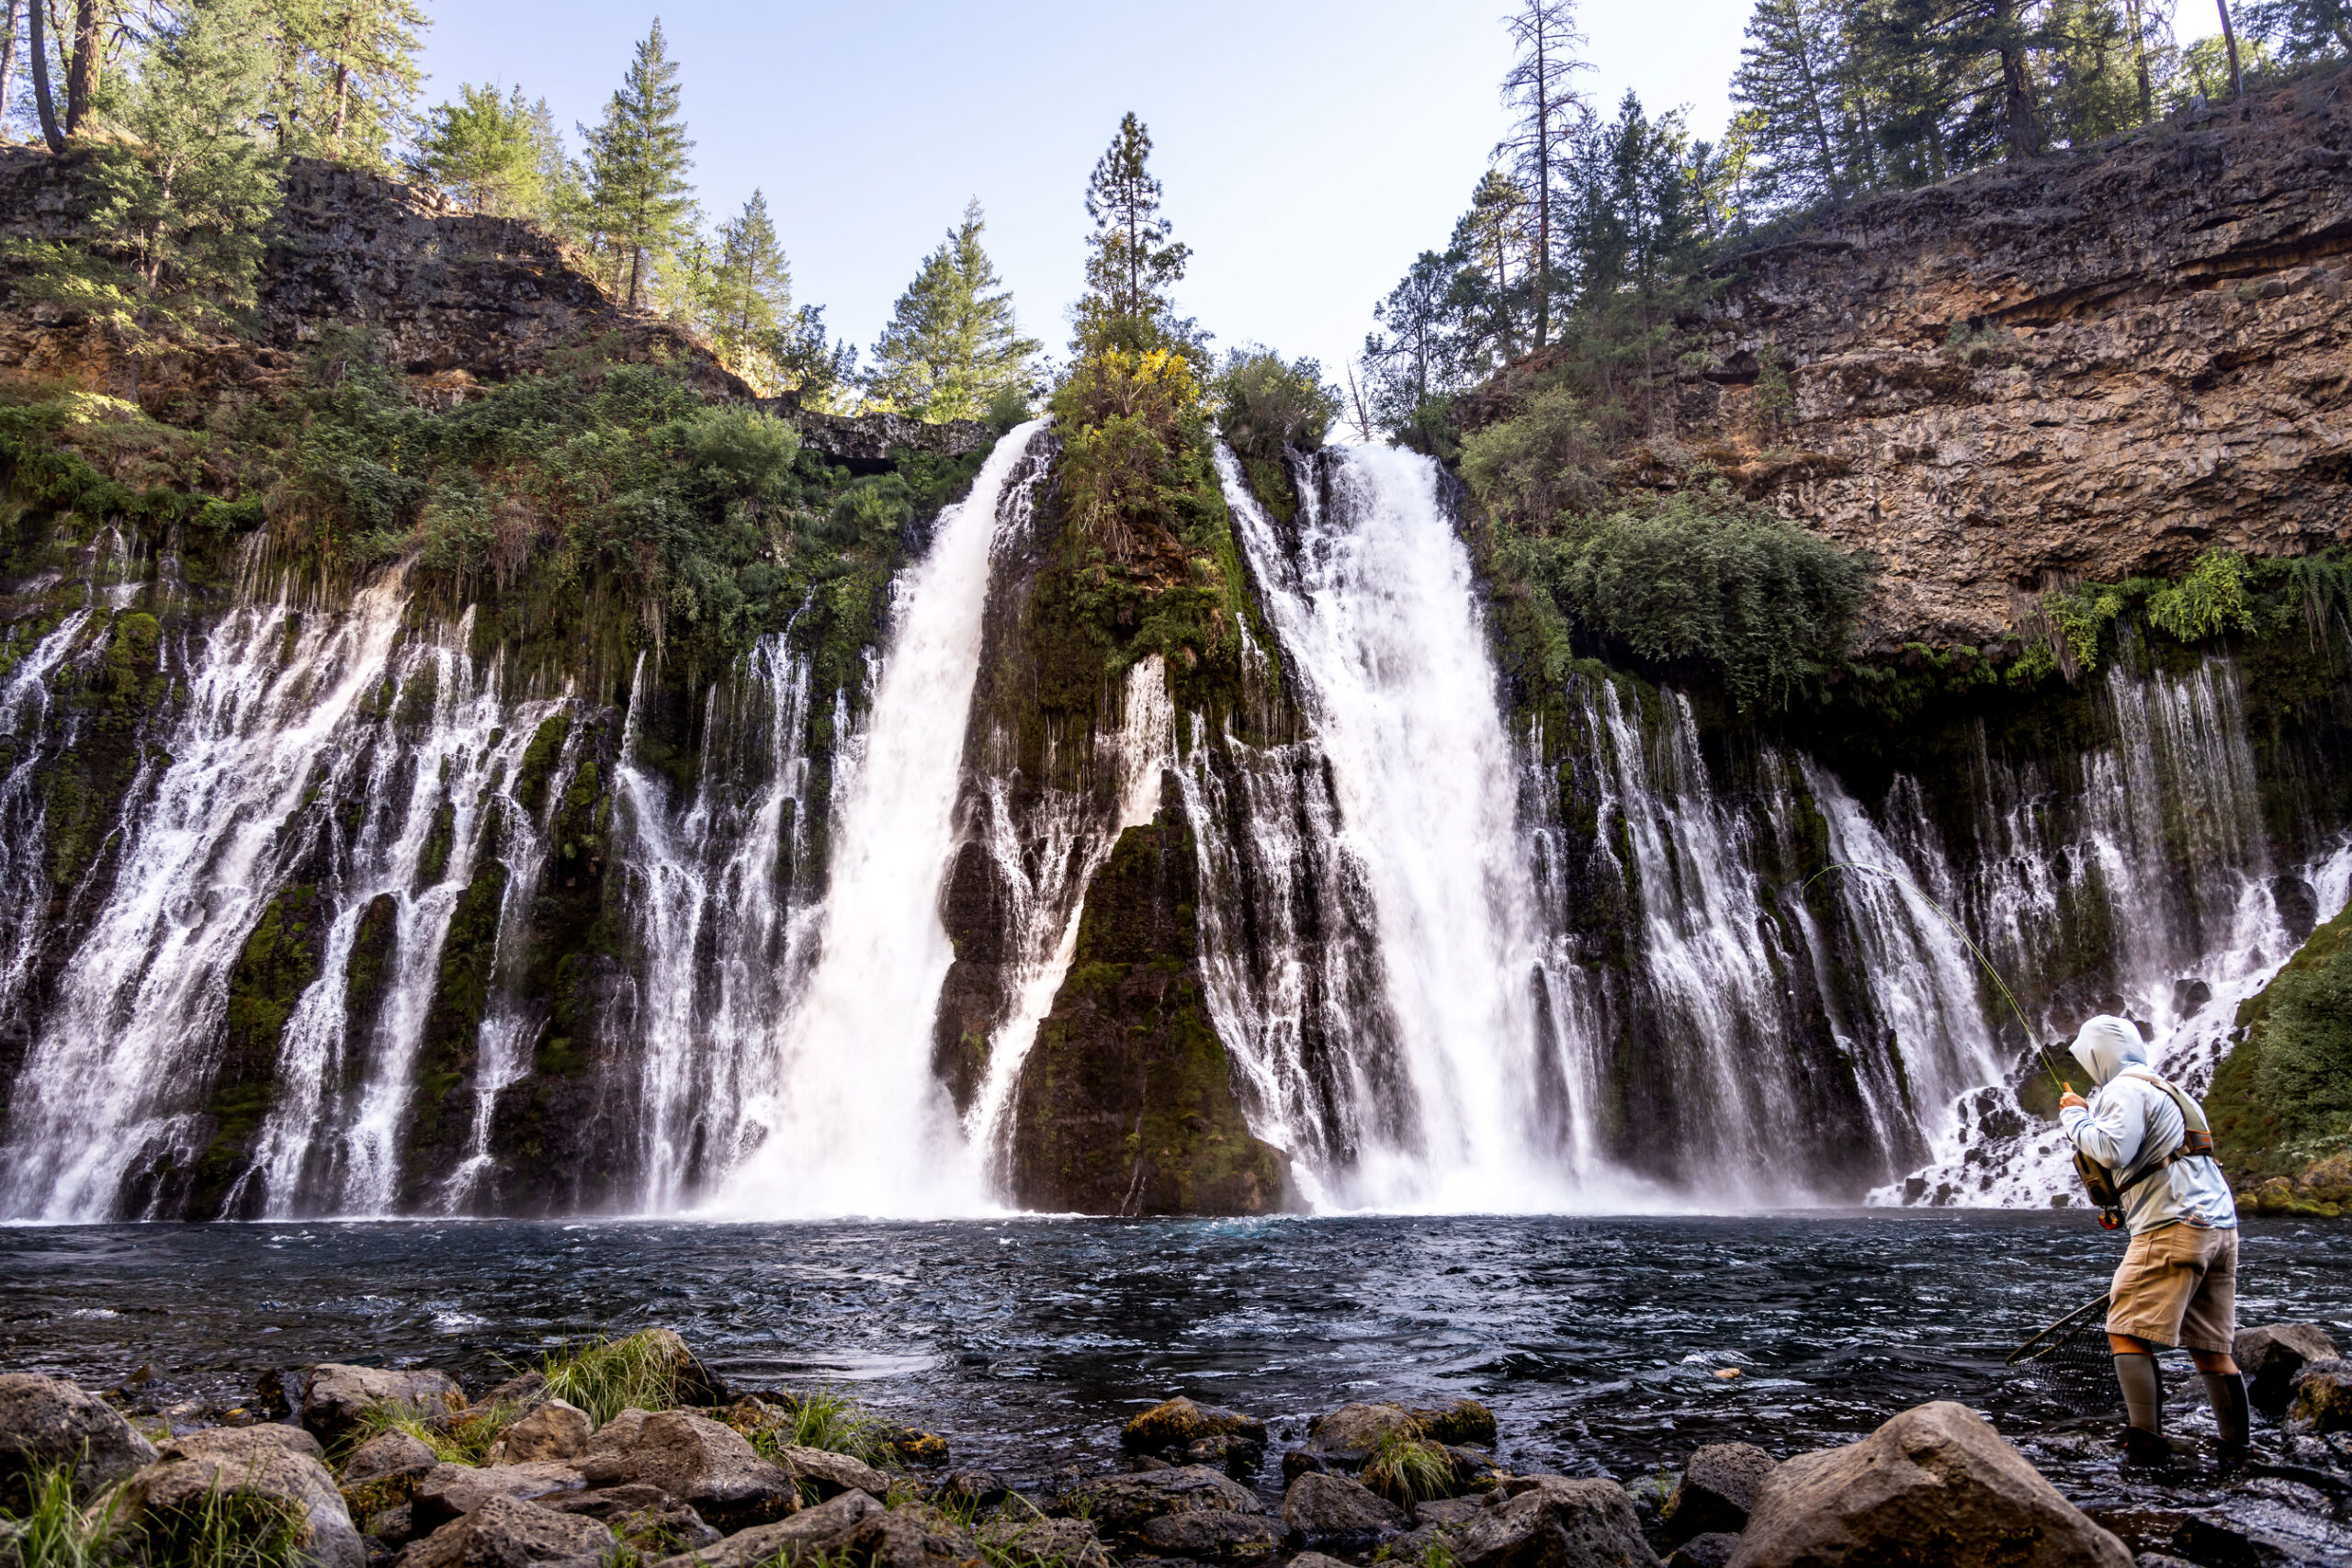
[2107,1222,2238,1353]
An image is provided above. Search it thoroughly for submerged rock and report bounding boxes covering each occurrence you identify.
[1728,1401,2130,1568]
[302,1364,466,1448]
[399,1494,616,1568]
[1122,1395,1269,1453]
[1661,1442,1776,1541]
[0,1372,158,1502]
[122,1427,364,1568]
[2235,1324,2340,1422]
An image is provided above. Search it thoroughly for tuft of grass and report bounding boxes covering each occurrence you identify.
[775,1386,891,1469]
[1362,1425,1456,1507]
[539,1330,684,1425]
[137,1479,306,1568]
[0,1463,123,1568]
[341,1401,516,1467]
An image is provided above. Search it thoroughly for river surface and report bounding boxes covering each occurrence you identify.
[4,1213,2348,1512]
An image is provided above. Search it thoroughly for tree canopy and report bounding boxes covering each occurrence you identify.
[867,200,1042,423]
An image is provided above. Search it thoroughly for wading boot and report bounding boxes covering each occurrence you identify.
[2120,1425,2174,1469]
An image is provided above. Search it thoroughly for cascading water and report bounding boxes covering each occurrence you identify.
[715,421,1047,1218]
[0,573,412,1221]
[1211,445,1578,1209]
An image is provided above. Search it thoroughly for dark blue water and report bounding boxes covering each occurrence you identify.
[4,1212,2346,1497]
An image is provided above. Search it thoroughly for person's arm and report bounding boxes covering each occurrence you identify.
[2060,1081,2147,1170]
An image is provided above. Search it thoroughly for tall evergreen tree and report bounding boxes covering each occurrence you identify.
[265,0,428,167]
[1448,168,1535,370]
[412,84,542,215]
[19,0,282,399]
[1077,112,1190,349]
[1734,0,1869,205]
[1497,0,1589,351]
[2243,0,2351,56]
[1363,249,1463,432]
[869,198,1041,421]
[707,190,794,377]
[582,18,695,310]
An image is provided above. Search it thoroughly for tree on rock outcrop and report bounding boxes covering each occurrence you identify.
[705,190,796,386]
[1496,0,1589,351]
[413,83,569,220]
[867,199,1041,423]
[13,0,285,401]
[1076,112,1193,353]
[263,0,430,169]
[583,17,696,310]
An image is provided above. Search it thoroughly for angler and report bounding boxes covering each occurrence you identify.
[2058,1014,2249,1469]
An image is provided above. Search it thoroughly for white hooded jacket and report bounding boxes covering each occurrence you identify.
[2057,1015,2236,1235]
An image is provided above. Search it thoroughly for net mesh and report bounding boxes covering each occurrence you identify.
[2007,1294,2116,1417]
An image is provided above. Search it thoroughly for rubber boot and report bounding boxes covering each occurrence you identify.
[2114,1352,2169,1468]
[2204,1371,2251,1472]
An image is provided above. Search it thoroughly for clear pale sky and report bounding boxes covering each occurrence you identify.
[415,0,2209,383]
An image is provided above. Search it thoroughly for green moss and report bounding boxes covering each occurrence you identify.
[344,892,398,1044]
[400,854,510,1193]
[189,885,324,1215]
[514,714,570,818]
[2211,901,2352,1209]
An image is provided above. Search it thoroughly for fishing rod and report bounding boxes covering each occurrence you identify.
[1794,862,2072,1098]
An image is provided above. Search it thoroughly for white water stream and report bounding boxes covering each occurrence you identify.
[714,422,1046,1217]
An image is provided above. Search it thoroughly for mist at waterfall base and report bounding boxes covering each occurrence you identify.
[9,1214,2351,1495]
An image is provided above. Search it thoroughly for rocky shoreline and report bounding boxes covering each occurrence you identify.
[5,1324,2352,1568]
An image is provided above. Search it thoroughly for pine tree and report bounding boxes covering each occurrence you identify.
[869,198,1041,422]
[1448,168,1534,370]
[1363,249,1464,432]
[1077,113,1190,350]
[707,190,794,377]
[264,0,429,168]
[18,0,283,399]
[412,84,542,215]
[1497,0,1589,351]
[2242,0,2350,58]
[582,18,696,310]
[1734,0,1867,206]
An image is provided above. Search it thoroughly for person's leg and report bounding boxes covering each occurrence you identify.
[2182,1231,2248,1460]
[2106,1229,2193,1461]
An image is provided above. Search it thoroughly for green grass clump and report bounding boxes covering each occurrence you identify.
[0,1464,123,1568]
[539,1330,687,1424]
[341,1401,515,1467]
[1361,1425,1457,1507]
[135,1479,305,1568]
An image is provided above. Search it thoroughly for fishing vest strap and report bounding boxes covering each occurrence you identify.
[2112,1066,2217,1192]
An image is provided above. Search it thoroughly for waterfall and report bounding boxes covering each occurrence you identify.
[714,421,1047,1218]
[604,634,820,1212]
[0,574,411,1221]
[0,606,96,1043]
[1212,445,1576,1210]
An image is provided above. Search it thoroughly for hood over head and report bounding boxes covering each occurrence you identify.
[2068,1014,2147,1089]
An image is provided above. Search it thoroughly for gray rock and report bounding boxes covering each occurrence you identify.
[2233,1324,2340,1421]
[398,1495,616,1568]
[478,1371,548,1412]
[122,1426,364,1568]
[363,1502,415,1545]
[578,1408,796,1529]
[1726,1401,2131,1568]
[1299,1402,1418,1466]
[1060,1463,1259,1539]
[303,1365,466,1448]
[2285,1358,2352,1435]
[344,1430,440,1487]
[650,1489,886,1568]
[1454,1477,1656,1568]
[1417,1496,1489,1526]
[1662,1443,1776,1542]
[936,1468,1009,1506]
[1137,1509,1280,1560]
[0,1371,159,1500]
[976,1515,1107,1568]
[1667,1534,1739,1568]
[1283,1470,1408,1545]
[1406,1399,1500,1448]
[411,1461,585,1529]
[2133,1557,2200,1568]
[541,1483,719,1552]
[770,1441,890,1499]
[1185,1433,1264,1478]
[484,1401,593,1465]
[1121,1395,1271,1453]
[1287,1554,1356,1568]
[182,1425,326,1461]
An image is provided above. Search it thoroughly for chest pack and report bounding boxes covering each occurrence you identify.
[2073,1066,2216,1230]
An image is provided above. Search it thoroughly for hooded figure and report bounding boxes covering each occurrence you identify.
[2057,1013,2246,1466]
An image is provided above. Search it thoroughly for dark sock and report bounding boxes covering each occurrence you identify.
[2115,1352,2163,1434]
[2203,1371,2251,1450]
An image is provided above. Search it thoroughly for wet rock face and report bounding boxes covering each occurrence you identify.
[1729,1400,2132,1568]
[1662,1442,1777,1542]
[2234,1323,2341,1421]
[2287,1358,2352,1434]
[0,1371,158,1503]
[1004,789,1292,1217]
[1572,71,2352,650]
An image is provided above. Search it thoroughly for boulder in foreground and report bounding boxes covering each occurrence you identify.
[0,1372,158,1502]
[120,1427,364,1568]
[400,1494,615,1568]
[1454,1476,1655,1568]
[2233,1323,2340,1422]
[1727,1401,2131,1568]
[1662,1442,1776,1541]
[302,1364,466,1447]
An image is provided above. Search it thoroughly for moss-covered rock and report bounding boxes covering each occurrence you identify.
[189,885,326,1217]
[1007,782,1291,1216]
[2211,901,2352,1215]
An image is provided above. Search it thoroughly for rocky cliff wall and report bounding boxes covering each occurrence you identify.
[1635,70,2350,649]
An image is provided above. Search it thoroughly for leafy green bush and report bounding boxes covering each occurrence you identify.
[1213,348,1338,465]
[2146,549,2256,643]
[1458,384,1606,525]
[1533,486,1872,711]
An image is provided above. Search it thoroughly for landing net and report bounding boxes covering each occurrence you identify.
[2006,1292,2115,1415]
